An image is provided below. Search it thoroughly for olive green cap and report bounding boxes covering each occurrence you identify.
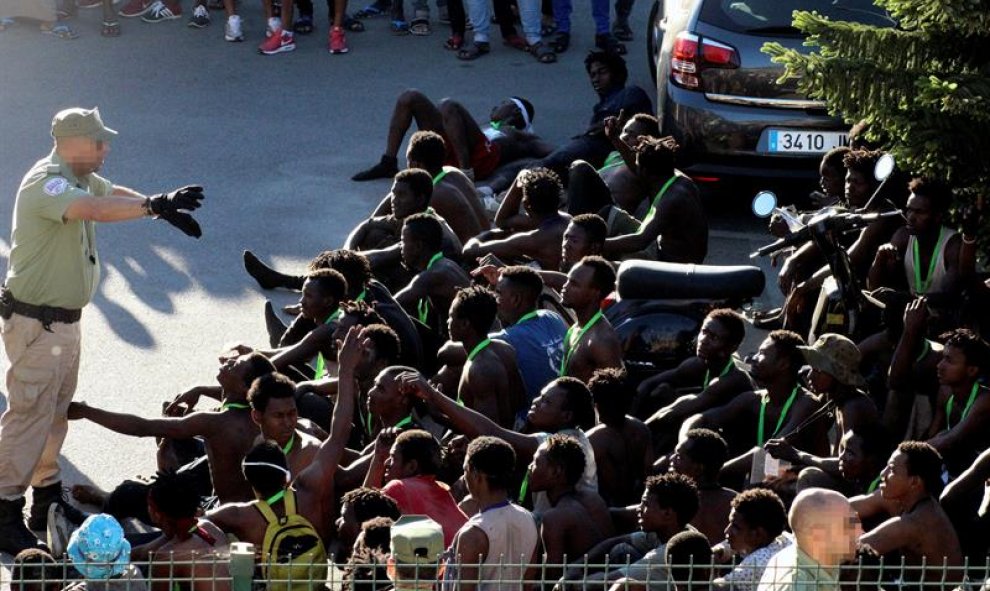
[51,107,118,141]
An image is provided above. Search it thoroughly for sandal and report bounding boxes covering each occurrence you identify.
[42,23,79,39]
[293,14,313,33]
[540,21,556,36]
[354,2,388,18]
[547,30,569,53]
[390,19,409,34]
[502,33,526,50]
[409,15,430,35]
[443,34,463,50]
[456,41,489,60]
[528,41,556,63]
[343,14,365,31]
[595,32,627,55]
[102,19,121,36]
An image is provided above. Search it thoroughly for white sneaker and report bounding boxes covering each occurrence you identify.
[266,16,280,37]
[46,504,74,558]
[225,14,243,41]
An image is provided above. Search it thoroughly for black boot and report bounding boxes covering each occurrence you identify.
[243,250,304,291]
[0,497,47,555]
[351,154,399,182]
[29,482,86,531]
[264,300,288,348]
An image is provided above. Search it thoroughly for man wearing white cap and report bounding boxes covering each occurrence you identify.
[388,515,445,590]
[0,107,205,554]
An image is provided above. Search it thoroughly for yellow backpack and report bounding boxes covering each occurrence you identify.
[255,489,328,591]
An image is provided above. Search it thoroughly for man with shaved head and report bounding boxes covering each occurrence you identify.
[758,488,861,591]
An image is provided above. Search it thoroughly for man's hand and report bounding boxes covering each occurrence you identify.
[374,427,399,458]
[903,297,928,336]
[873,244,900,274]
[764,438,800,463]
[397,370,434,402]
[471,264,502,287]
[219,344,253,363]
[164,386,209,416]
[67,401,88,420]
[337,326,368,374]
[148,185,204,215]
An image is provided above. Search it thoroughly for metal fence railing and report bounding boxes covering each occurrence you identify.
[4,554,990,591]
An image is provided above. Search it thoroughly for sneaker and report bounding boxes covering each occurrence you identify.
[329,25,348,53]
[187,4,210,27]
[118,0,152,17]
[46,504,73,558]
[265,16,280,37]
[258,28,295,54]
[224,13,243,40]
[141,0,181,22]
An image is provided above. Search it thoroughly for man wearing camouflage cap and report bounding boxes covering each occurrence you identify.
[0,107,205,554]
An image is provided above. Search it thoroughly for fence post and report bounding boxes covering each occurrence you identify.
[229,542,256,591]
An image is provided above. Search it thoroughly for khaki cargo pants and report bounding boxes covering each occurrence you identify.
[0,313,80,500]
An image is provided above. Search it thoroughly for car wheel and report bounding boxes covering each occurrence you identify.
[646,0,664,84]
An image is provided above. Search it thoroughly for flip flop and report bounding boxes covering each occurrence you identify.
[390,19,409,34]
[443,34,463,50]
[102,19,121,36]
[354,3,388,18]
[42,23,79,39]
[456,41,489,60]
[409,16,430,35]
[528,41,556,63]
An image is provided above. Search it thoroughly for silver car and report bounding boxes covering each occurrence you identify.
[647,0,894,182]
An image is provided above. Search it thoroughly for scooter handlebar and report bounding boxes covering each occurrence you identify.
[751,210,902,258]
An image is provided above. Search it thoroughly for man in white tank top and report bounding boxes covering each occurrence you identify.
[443,437,538,591]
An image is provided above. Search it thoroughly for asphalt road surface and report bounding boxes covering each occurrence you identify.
[0,0,787,562]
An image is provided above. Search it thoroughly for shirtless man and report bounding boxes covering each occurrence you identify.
[446,286,526,427]
[586,368,653,507]
[927,328,990,476]
[352,91,552,182]
[69,352,277,504]
[602,136,708,264]
[639,309,750,441]
[394,213,472,339]
[205,326,361,545]
[566,113,660,216]
[139,471,230,591]
[858,441,963,586]
[463,168,570,271]
[559,256,623,382]
[683,330,823,485]
[527,434,614,581]
[247,372,321,476]
[669,428,735,544]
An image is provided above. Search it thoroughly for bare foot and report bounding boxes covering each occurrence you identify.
[71,484,108,508]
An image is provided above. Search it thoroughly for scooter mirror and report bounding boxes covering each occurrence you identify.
[752,191,777,218]
[874,154,896,182]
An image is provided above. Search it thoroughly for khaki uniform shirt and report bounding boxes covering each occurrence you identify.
[5,151,112,309]
[757,545,840,591]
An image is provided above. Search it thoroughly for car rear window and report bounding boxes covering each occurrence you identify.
[699,0,894,35]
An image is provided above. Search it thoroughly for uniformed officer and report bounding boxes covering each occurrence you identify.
[0,107,206,554]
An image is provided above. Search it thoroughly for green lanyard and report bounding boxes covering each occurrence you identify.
[597,151,624,172]
[946,382,982,430]
[467,338,493,362]
[265,489,286,506]
[281,433,295,456]
[314,289,367,379]
[489,120,502,131]
[703,359,734,389]
[417,252,445,324]
[912,228,944,294]
[432,170,449,186]
[367,412,415,437]
[867,474,882,494]
[518,473,530,503]
[559,310,604,376]
[222,401,249,411]
[515,310,540,326]
[637,175,678,233]
[757,386,799,446]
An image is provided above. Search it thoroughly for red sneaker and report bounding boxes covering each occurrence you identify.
[258,29,296,54]
[118,0,153,17]
[329,25,348,53]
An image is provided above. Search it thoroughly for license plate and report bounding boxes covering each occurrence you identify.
[767,129,847,154]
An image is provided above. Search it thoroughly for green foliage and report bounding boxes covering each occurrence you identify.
[763,1,990,206]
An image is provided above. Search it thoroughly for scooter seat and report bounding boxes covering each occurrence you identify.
[617,261,765,301]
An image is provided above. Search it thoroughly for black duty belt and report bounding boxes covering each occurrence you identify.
[0,286,82,330]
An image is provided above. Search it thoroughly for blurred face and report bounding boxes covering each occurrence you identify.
[937,345,973,387]
[748,338,784,386]
[64,136,111,174]
[447,302,469,342]
[830,503,863,562]
[820,162,844,198]
[806,367,836,395]
[561,224,595,271]
[490,100,523,128]
[619,119,652,149]
[588,61,614,95]
[526,444,555,493]
[904,193,938,236]
[217,355,253,394]
[561,263,598,309]
[725,508,766,556]
[390,180,421,219]
[527,384,570,431]
[879,450,913,501]
[335,502,360,554]
[696,317,733,360]
[384,443,415,482]
[845,169,872,208]
[637,492,665,532]
[368,370,402,417]
[669,439,702,480]
[299,279,335,322]
[838,432,868,481]
[254,396,298,446]
[494,278,521,325]
[400,225,422,269]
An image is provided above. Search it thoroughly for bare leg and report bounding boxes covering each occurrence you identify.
[101,0,121,35]
[438,99,484,169]
[333,0,346,27]
[386,90,446,159]
[224,0,234,15]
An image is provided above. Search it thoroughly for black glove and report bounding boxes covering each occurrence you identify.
[148,185,204,216]
[159,209,202,239]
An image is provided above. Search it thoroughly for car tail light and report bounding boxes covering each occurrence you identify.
[670,31,739,90]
